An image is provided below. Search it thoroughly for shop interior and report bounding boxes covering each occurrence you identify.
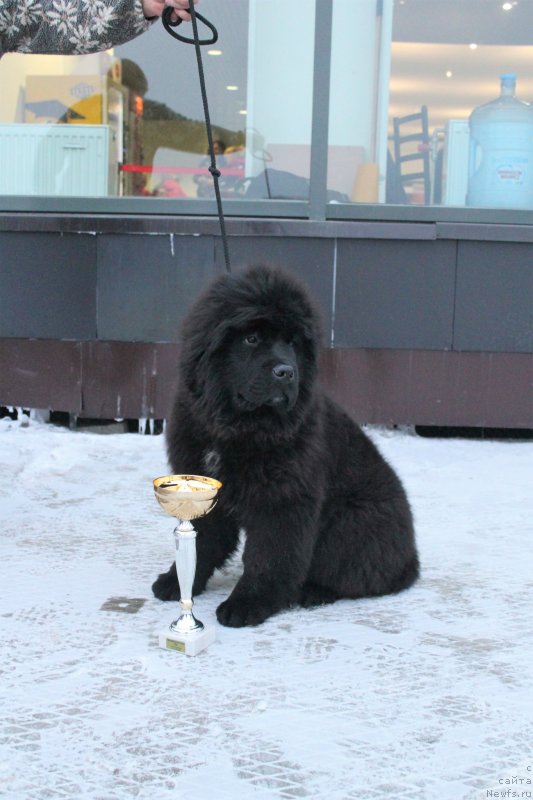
[0,0,531,207]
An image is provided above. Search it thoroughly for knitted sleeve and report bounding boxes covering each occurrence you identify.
[0,0,155,56]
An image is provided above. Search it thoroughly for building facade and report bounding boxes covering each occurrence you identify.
[1,0,532,427]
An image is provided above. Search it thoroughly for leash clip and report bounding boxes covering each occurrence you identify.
[162,7,218,45]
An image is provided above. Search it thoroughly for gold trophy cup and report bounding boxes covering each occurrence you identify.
[153,474,222,656]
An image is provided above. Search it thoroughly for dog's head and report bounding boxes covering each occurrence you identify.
[179,265,322,439]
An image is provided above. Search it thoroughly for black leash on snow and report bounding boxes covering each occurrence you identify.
[162,1,231,273]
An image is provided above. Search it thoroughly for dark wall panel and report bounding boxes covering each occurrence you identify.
[96,234,216,342]
[335,239,456,349]
[0,339,82,410]
[2,338,530,427]
[80,341,180,419]
[0,224,531,428]
[0,232,96,339]
[320,349,532,428]
[454,241,533,353]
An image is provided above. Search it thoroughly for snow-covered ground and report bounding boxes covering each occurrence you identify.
[0,416,532,800]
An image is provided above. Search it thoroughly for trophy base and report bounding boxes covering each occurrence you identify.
[158,624,216,656]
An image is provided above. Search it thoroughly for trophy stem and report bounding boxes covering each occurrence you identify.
[170,519,204,635]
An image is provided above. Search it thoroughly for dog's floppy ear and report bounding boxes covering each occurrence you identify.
[179,333,204,396]
[180,321,231,396]
[178,273,237,395]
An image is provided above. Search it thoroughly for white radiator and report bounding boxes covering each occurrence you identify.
[0,124,116,196]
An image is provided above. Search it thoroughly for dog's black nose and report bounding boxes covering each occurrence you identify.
[272,364,295,382]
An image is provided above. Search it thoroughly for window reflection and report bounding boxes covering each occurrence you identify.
[0,0,532,211]
[329,0,533,210]
[0,0,317,201]
[387,0,533,208]
[115,13,249,199]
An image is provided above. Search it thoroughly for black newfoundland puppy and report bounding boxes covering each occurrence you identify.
[153,265,419,627]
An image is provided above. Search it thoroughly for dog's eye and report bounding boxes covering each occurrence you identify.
[244,334,259,346]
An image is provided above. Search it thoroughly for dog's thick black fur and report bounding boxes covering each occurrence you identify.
[153,265,419,627]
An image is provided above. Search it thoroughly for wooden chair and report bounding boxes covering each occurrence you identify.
[391,105,431,204]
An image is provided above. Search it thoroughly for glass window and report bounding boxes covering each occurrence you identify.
[328,0,533,211]
[1,0,532,215]
[327,0,386,204]
[0,0,316,203]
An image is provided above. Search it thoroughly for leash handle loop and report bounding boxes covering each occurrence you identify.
[161,7,218,45]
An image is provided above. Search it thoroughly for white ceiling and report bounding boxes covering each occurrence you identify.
[390,41,533,132]
[389,0,533,135]
[392,0,533,46]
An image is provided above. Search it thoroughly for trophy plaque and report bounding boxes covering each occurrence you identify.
[153,474,222,656]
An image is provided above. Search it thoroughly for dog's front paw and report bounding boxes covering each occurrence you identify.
[152,563,180,601]
[216,595,280,627]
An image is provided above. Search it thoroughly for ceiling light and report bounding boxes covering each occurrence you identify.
[469,43,478,50]
[502,2,514,9]
[238,110,247,115]
[445,70,453,78]
[226,85,239,91]
[208,49,222,56]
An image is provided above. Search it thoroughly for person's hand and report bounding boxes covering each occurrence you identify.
[141,0,198,22]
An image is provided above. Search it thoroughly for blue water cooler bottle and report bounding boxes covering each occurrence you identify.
[467,74,533,209]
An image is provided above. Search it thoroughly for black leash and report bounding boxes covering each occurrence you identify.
[162,1,231,273]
